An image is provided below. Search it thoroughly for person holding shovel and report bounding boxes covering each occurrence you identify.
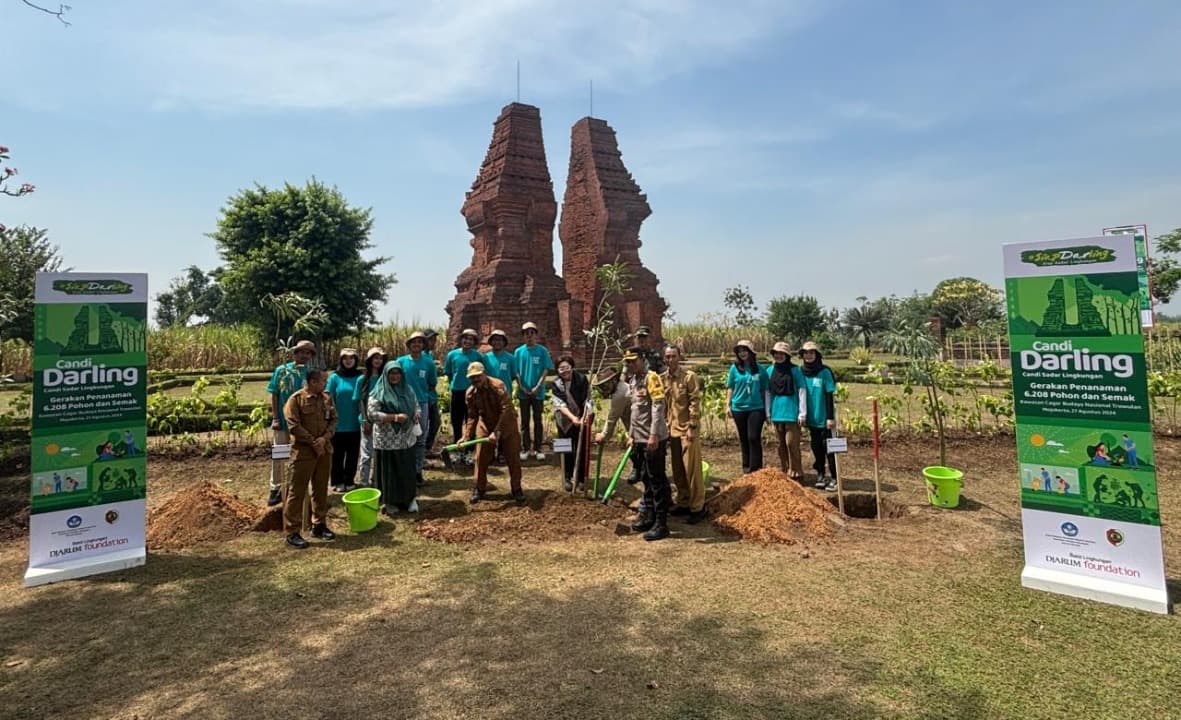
[800,341,839,491]
[460,362,526,505]
[624,347,672,541]
[368,363,421,515]
[766,341,808,481]
[662,344,706,524]
[265,339,315,506]
[551,354,591,492]
[282,368,337,549]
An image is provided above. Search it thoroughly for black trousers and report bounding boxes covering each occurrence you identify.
[639,439,671,518]
[450,390,467,443]
[330,430,361,487]
[732,409,766,474]
[808,426,838,478]
[426,401,440,451]
[519,396,544,452]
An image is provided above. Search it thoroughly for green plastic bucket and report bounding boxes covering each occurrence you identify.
[702,461,711,484]
[922,466,964,508]
[342,487,381,532]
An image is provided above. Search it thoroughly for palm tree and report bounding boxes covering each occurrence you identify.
[843,302,889,348]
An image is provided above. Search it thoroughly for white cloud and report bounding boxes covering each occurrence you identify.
[124,0,823,111]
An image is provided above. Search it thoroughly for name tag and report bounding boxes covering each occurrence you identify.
[419,370,426,378]
[532,357,540,365]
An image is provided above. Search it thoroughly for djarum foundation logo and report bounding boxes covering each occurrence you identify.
[1020,246,1116,268]
[51,279,134,295]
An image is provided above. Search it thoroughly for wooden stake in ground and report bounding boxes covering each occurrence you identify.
[872,397,882,522]
[828,427,845,517]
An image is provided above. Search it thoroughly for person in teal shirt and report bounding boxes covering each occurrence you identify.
[800,341,839,490]
[264,340,315,506]
[726,339,767,474]
[397,331,437,483]
[483,329,516,397]
[764,341,808,481]
[353,346,386,488]
[326,348,362,492]
[513,321,554,460]
[443,329,484,445]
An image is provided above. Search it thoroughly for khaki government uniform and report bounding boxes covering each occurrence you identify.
[283,388,337,534]
[663,365,705,512]
[463,377,524,496]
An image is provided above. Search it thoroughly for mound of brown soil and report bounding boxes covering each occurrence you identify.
[708,469,841,544]
[147,481,266,550]
[416,490,628,544]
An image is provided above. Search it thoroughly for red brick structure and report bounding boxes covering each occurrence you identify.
[446,103,575,348]
[559,117,667,344]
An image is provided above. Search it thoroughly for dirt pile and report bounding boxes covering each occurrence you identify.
[147,481,268,550]
[417,490,628,544]
[708,469,842,544]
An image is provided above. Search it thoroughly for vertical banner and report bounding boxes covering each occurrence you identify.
[1102,224,1154,328]
[1004,237,1167,613]
[25,273,148,587]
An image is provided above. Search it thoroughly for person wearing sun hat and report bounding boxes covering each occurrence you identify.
[483,328,516,462]
[264,339,317,506]
[397,331,437,485]
[353,346,387,489]
[460,361,525,504]
[726,339,768,475]
[514,321,554,460]
[421,329,442,457]
[800,340,839,491]
[326,347,363,492]
[443,328,485,461]
[765,341,808,481]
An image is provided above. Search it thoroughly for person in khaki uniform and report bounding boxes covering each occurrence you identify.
[282,369,338,549]
[662,344,706,523]
[460,362,526,505]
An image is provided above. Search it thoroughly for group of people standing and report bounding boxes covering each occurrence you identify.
[264,326,839,549]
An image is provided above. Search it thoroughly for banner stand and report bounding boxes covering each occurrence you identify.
[25,547,145,588]
[1022,565,1168,614]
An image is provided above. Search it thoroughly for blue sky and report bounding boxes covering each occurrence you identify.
[3,0,1180,326]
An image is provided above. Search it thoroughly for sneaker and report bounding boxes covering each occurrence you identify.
[311,524,335,541]
[534,451,546,461]
[469,490,483,504]
[408,500,419,513]
[463,451,475,466]
[286,533,309,549]
[330,485,344,494]
[267,488,283,506]
[575,481,586,493]
[512,490,527,505]
[625,470,641,485]
[814,475,826,489]
[563,477,574,492]
[519,451,530,461]
[825,478,838,492]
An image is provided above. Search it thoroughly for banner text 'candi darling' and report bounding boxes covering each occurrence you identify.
[1019,340,1134,378]
[42,358,139,388]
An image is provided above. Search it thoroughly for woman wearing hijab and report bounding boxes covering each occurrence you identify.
[550,354,591,492]
[368,364,422,514]
[326,348,363,492]
[726,340,768,474]
[353,347,386,488]
[800,341,839,490]
[764,341,808,481]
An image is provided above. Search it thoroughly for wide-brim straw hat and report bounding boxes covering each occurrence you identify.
[466,361,486,378]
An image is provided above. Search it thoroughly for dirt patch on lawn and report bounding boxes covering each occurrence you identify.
[708,468,845,544]
[146,481,270,550]
[416,490,629,544]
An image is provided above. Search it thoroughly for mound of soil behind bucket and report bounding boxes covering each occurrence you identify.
[342,487,381,532]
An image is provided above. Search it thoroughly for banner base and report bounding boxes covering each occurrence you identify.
[24,548,146,588]
[1022,566,1169,615]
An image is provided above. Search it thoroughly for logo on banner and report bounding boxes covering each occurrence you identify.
[1060,522,1079,538]
[1106,529,1126,547]
[66,515,82,528]
[105,510,119,524]
[51,279,134,295]
[1020,245,1116,267]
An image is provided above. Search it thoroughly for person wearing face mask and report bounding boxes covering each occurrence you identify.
[800,341,839,491]
[326,348,363,493]
[550,355,591,492]
[443,328,484,462]
[353,346,386,489]
[266,339,316,507]
[765,341,808,482]
[368,364,422,515]
[726,340,768,475]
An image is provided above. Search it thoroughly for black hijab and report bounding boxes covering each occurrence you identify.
[336,353,361,378]
[769,358,797,396]
[801,348,827,377]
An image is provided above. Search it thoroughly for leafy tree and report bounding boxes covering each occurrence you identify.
[0,145,35,202]
[155,265,226,327]
[930,277,1002,329]
[722,285,758,326]
[0,225,64,341]
[765,294,827,344]
[210,180,395,342]
[1149,227,1181,305]
[842,297,890,348]
[881,321,950,466]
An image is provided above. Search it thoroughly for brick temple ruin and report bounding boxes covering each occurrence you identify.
[446,102,666,354]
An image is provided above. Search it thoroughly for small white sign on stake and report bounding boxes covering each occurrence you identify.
[826,437,848,454]
[552,438,574,454]
[271,444,292,460]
